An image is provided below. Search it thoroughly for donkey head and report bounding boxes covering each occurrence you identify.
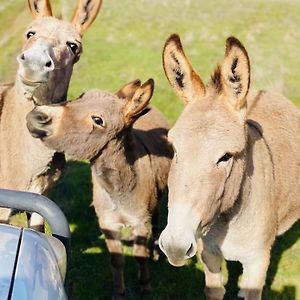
[159,34,250,267]
[17,0,102,105]
[26,79,154,160]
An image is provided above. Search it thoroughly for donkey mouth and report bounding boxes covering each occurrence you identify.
[19,75,46,86]
[29,129,47,139]
[167,257,186,267]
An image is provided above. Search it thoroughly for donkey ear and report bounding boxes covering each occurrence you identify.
[163,34,206,105]
[28,0,53,18]
[220,37,250,111]
[71,0,102,35]
[116,79,141,100]
[123,79,154,126]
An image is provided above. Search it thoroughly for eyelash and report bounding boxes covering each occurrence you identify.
[91,116,105,127]
[26,31,36,39]
[66,42,79,54]
[217,153,233,164]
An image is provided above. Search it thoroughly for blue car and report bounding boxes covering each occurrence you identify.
[0,189,70,300]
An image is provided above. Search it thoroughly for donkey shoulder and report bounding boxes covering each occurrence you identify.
[134,106,169,131]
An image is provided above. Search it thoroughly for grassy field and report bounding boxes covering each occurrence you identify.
[1,0,300,299]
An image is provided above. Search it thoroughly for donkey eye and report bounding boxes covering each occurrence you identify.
[92,116,105,127]
[217,153,233,164]
[26,31,36,39]
[67,42,78,54]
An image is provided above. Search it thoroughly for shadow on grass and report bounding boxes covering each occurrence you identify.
[50,161,299,300]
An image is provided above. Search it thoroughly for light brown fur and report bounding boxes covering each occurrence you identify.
[26,79,173,299]
[0,0,101,225]
[159,34,300,300]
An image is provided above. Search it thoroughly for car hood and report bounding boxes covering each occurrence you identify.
[0,224,67,300]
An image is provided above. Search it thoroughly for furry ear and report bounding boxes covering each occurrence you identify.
[220,37,250,111]
[123,79,154,126]
[28,0,53,18]
[116,79,141,100]
[71,0,102,35]
[163,34,205,104]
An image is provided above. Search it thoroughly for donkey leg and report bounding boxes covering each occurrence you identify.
[239,252,270,300]
[133,224,152,294]
[150,206,160,261]
[0,208,11,223]
[29,212,45,231]
[199,241,225,300]
[101,225,125,300]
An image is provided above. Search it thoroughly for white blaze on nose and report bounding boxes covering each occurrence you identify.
[17,40,54,83]
[159,203,199,266]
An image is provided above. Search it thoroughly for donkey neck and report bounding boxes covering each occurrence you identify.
[12,83,36,115]
[219,120,274,225]
[91,130,141,198]
[203,121,275,260]
[14,75,68,105]
[0,84,60,192]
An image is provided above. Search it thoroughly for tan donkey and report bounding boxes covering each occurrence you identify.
[0,0,101,227]
[26,79,173,299]
[159,34,300,300]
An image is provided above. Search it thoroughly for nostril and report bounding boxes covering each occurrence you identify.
[35,113,51,124]
[45,60,52,68]
[19,53,25,61]
[186,243,194,258]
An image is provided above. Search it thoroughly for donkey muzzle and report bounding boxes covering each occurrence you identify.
[159,226,198,267]
[17,39,55,84]
[26,108,52,138]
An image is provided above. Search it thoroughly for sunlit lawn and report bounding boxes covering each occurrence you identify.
[1,0,300,299]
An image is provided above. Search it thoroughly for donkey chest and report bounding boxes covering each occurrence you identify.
[95,187,151,227]
[25,152,65,193]
[203,215,274,263]
[203,230,258,263]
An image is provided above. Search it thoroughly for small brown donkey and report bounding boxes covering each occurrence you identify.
[0,0,101,227]
[159,34,300,300]
[26,79,173,299]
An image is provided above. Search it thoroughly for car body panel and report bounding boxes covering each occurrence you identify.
[0,225,21,300]
[10,229,67,300]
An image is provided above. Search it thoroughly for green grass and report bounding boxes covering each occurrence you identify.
[1,0,300,299]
